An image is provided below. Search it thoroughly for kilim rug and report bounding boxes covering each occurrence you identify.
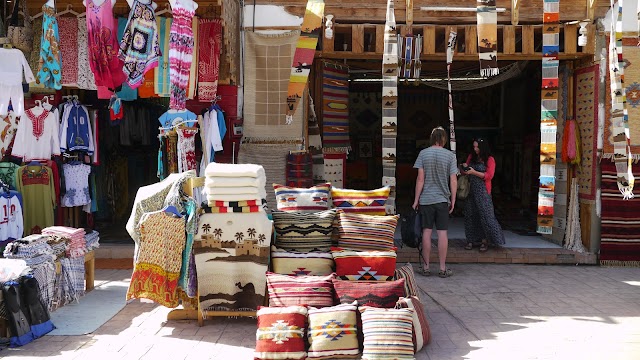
[193,212,272,311]
[322,62,351,152]
[537,0,560,235]
[476,0,499,77]
[237,141,301,211]
[446,29,458,154]
[243,31,304,140]
[600,160,640,266]
[574,65,599,200]
[286,0,324,124]
[286,152,314,187]
[382,0,398,214]
[323,152,346,188]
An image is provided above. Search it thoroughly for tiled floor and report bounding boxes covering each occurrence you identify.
[2,265,640,359]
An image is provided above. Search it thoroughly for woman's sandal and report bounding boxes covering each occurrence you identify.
[418,267,431,276]
[464,242,473,250]
[438,269,453,278]
[479,242,489,252]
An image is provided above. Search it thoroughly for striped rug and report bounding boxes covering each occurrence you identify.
[322,62,351,152]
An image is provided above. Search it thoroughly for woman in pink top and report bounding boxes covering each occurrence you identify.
[462,138,505,252]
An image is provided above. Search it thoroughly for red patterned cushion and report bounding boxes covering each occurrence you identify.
[266,272,336,307]
[337,212,399,251]
[331,247,397,281]
[255,305,308,360]
[332,279,405,308]
[396,296,431,351]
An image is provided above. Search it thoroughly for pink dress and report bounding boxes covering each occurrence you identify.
[169,0,195,110]
[86,0,126,97]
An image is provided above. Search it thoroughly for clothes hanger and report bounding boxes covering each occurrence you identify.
[56,4,80,17]
[162,205,182,217]
[155,3,172,16]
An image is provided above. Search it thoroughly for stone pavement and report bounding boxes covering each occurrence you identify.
[1,265,639,359]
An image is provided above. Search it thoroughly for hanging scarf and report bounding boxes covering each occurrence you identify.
[610,0,634,199]
[382,0,398,215]
[285,0,325,125]
[446,30,458,154]
[537,0,560,235]
[197,19,223,102]
[476,0,499,77]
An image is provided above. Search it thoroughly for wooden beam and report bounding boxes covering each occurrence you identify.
[522,25,535,55]
[423,25,436,55]
[406,0,414,31]
[564,24,578,55]
[587,0,596,20]
[465,25,478,55]
[376,25,385,53]
[503,25,516,54]
[353,24,365,54]
[512,0,520,25]
[323,24,335,52]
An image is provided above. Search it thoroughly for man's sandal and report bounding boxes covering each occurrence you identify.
[479,242,489,252]
[418,267,431,276]
[438,269,453,278]
[464,242,473,250]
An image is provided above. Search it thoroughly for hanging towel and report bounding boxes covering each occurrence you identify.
[476,0,499,77]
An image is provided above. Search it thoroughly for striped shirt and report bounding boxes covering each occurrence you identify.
[413,146,458,205]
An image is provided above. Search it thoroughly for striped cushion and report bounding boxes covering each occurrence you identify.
[266,272,336,307]
[273,183,332,212]
[394,263,420,299]
[337,212,399,251]
[332,279,405,308]
[271,246,335,276]
[331,187,390,215]
[255,305,308,360]
[360,307,415,359]
[307,302,360,359]
[331,247,397,281]
[272,210,336,252]
[396,296,431,352]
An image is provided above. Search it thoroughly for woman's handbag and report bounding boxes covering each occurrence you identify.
[7,0,33,54]
[457,174,470,200]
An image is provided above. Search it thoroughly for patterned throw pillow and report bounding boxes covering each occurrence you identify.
[394,263,420,299]
[307,301,360,359]
[270,246,335,276]
[337,212,399,251]
[272,210,337,252]
[332,279,405,308]
[330,187,390,215]
[266,272,336,308]
[360,307,415,359]
[273,183,332,212]
[331,247,397,281]
[255,305,308,360]
[396,296,431,352]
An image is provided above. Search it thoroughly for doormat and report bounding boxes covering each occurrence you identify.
[46,280,129,336]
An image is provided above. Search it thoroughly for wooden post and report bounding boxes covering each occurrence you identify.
[503,25,516,54]
[324,23,334,52]
[465,25,477,55]
[587,0,595,21]
[522,25,535,54]
[84,251,95,292]
[352,24,364,53]
[406,0,413,32]
[512,0,519,25]
[423,25,436,55]
[564,24,578,55]
[376,25,385,53]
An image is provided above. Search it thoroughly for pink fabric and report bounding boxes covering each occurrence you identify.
[197,19,223,101]
[169,6,195,109]
[466,154,495,194]
[86,0,126,96]
[58,17,79,86]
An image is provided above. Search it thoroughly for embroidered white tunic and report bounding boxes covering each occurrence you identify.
[12,107,61,161]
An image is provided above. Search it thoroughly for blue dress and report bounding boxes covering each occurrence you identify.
[36,5,62,90]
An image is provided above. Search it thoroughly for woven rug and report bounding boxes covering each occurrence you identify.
[323,152,346,188]
[476,0,499,77]
[194,212,272,312]
[286,152,313,187]
[382,0,398,214]
[286,0,324,124]
[322,62,351,152]
[243,31,304,140]
[600,160,640,266]
[237,141,301,211]
[574,65,599,200]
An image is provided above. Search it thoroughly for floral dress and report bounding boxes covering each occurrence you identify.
[463,161,505,246]
[35,5,62,90]
[169,0,195,109]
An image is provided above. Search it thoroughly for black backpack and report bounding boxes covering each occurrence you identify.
[400,210,422,248]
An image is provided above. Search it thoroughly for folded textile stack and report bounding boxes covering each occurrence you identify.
[3,235,56,267]
[204,163,268,212]
[84,231,100,251]
[42,227,87,259]
[46,236,69,260]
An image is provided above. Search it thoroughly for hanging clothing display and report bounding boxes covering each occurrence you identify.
[77,19,97,91]
[119,0,162,88]
[198,106,226,174]
[187,16,199,100]
[0,163,20,190]
[169,0,196,109]
[0,112,19,160]
[16,165,56,236]
[61,163,92,208]
[35,5,61,90]
[138,70,158,98]
[28,16,43,87]
[116,17,139,101]
[58,16,79,87]
[59,102,95,155]
[167,132,179,174]
[177,127,198,172]
[155,17,172,97]
[0,190,24,250]
[197,19,222,101]
[0,48,35,117]
[126,210,186,308]
[12,107,61,162]
[85,0,126,97]
[178,198,197,294]
[159,109,197,129]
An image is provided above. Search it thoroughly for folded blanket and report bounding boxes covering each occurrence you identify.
[207,199,266,207]
[204,205,264,213]
[204,176,266,188]
[206,194,265,202]
[204,163,265,178]
[205,186,267,198]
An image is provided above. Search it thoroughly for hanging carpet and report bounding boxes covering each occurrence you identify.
[476,0,499,77]
[574,65,599,200]
[322,62,351,152]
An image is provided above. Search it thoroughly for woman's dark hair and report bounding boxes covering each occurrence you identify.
[471,137,492,163]
[430,127,448,147]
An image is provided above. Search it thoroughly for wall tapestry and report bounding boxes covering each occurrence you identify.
[322,62,351,152]
[243,31,304,140]
[382,0,398,214]
[323,152,346,188]
[476,0,499,77]
[537,0,560,234]
[286,0,324,124]
[574,65,599,200]
[193,212,273,312]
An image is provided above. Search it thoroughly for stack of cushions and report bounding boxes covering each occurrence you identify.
[84,230,100,251]
[204,163,267,211]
